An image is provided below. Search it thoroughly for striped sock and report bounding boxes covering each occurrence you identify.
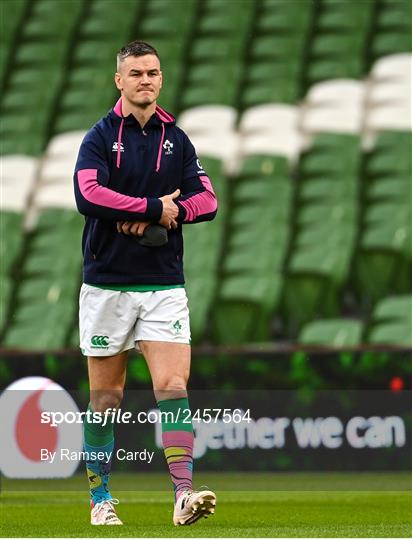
[83,404,114,504]
[158,397,194,500]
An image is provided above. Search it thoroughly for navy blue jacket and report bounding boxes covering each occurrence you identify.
[74,99,218,285]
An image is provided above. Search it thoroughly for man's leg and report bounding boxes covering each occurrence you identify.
[139,341,192,496]
[84,352,128,524]
[139,341,215,525]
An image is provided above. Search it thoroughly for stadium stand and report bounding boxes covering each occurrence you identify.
[368,0,412,62]
[0,156,37,333]
[212,155,292,343]
[282,134,360,334]
[184,156,226,343]
[0,0,28,90]
[1,133,83,350]
[138,0,197,111]
[179,0,254,110]
[0,0,83,155]
[1,1,411,350]
[240,0,312,108]
[355,131,412,305]
[53,0,141,134]
[302,0,374,90]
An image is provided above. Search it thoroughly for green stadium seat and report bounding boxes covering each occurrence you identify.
[371,33,412,58]
[311,33,366,56]
[299,134,360,177]
[212,273,283,344]
[367,295,412,346]
[299,319,363,346]
[188,63,242,85]
[251,35,306,60]
[257,1,312,32]
[54,112,102,134]
[378,7,412,27]
[306,58,364,84]
[241,80,299,107]
[181,84,237,109]
[367,178,410,200]
[15,42,67,65]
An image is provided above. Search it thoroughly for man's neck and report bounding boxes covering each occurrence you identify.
[121,97,156,129]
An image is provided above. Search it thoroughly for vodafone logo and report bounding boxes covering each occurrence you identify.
[0,377,83,478]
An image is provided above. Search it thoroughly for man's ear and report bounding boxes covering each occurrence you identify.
[159,71,163,88]
[114,72,122,91]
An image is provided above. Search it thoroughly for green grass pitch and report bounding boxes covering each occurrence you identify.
[1,472,411,537]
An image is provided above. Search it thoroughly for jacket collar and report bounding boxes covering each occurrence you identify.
[111,97,176,127]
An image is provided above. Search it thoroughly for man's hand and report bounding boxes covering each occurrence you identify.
[158,189,180,229]
[117,221,150,236]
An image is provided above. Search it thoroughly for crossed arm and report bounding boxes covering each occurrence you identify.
[74,131,217,232]
[118,189,180,237]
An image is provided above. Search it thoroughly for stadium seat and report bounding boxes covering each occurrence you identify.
[302,80,365,134]
[366,295,412,346]
[299,134,360,177]
[365,54,412,133]
[185,132,239,171]
[370,53,412,84]
[239,105,303,161]
[212,273,283,344]
[298,319,363,346]
[178,106,237,136]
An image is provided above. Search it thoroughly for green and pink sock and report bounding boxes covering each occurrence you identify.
[158,397,194,500]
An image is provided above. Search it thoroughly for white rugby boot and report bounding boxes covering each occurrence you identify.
[173,488,216,526]
[90,499,123,525]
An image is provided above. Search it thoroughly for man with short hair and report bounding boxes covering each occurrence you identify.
[74,40,217,526]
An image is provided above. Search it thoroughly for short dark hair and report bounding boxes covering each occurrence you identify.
[117,40,159,70]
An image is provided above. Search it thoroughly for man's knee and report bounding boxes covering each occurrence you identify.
[159,372,188,390]
[90,389,123,413]
[154,374,188,401]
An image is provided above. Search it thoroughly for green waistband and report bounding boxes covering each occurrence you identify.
[86,283,184,292]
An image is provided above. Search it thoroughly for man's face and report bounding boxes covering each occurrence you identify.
[115,54,162,107]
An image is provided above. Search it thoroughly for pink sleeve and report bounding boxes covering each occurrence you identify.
[77,169,147,213]
[179,176,217,223]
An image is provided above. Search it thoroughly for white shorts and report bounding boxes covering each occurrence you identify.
[79,284,191,356]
